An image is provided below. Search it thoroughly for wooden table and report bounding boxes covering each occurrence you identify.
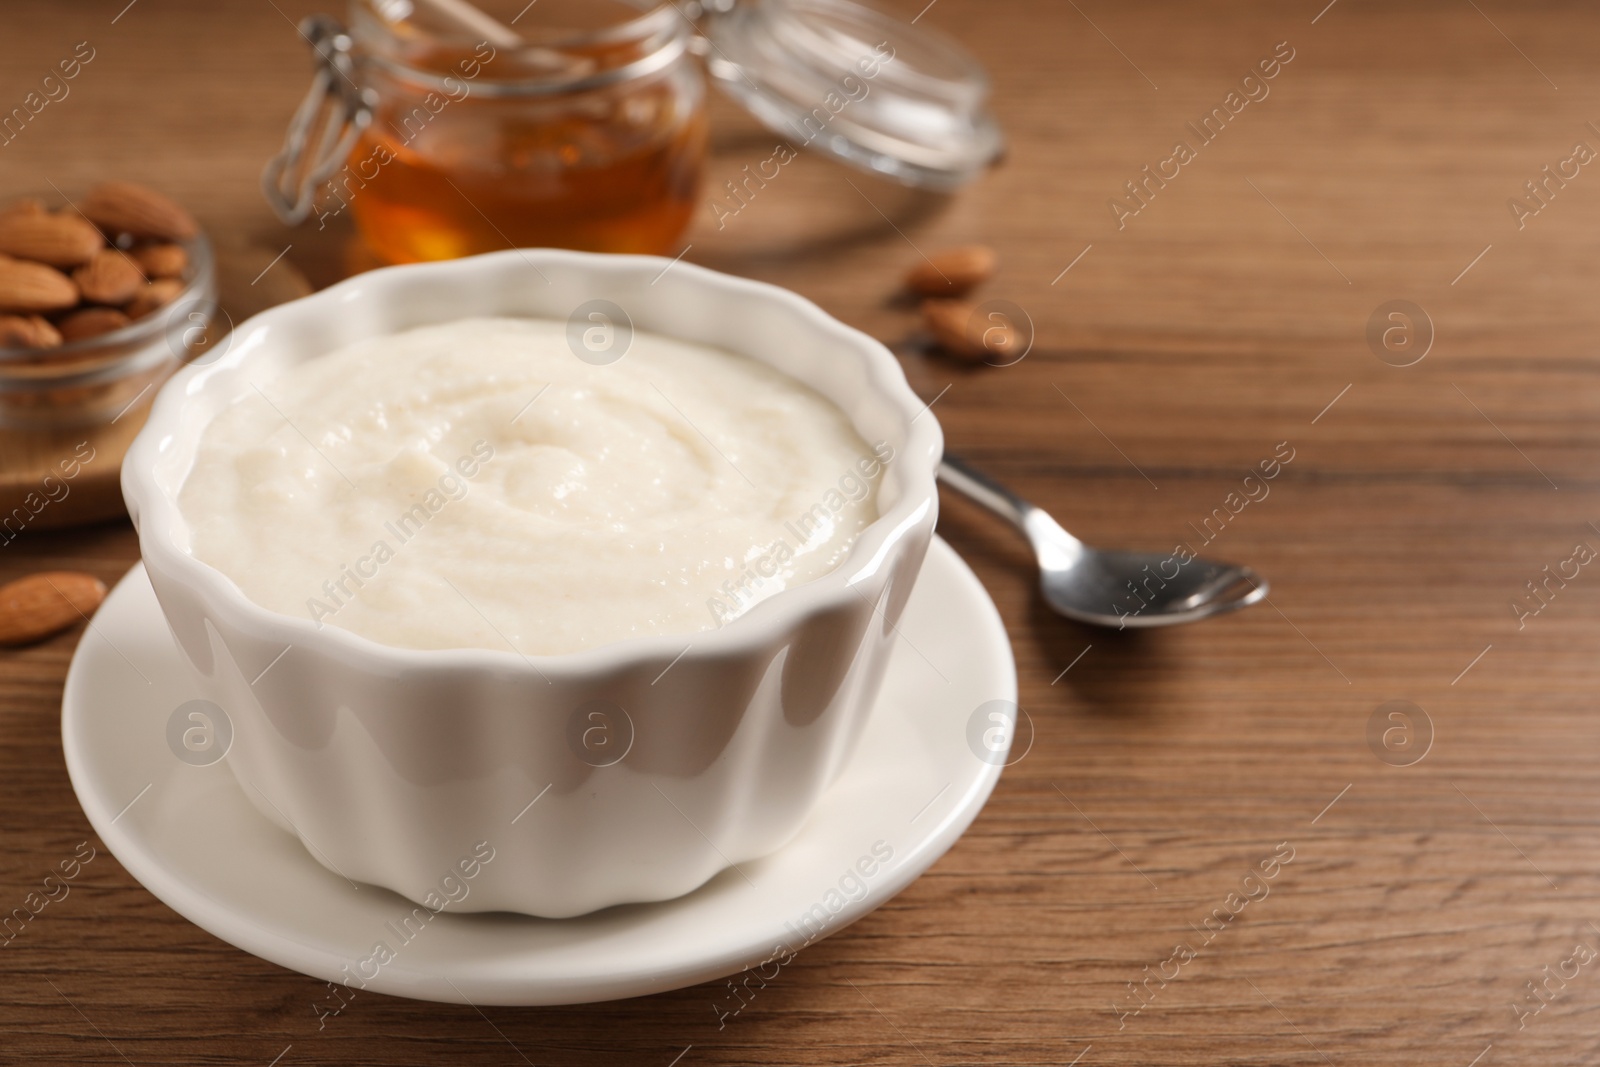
[5,1,1600,1063]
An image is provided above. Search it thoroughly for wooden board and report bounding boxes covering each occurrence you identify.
[5,1,1600,1065]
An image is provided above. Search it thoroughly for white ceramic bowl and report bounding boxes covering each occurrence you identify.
[122,249,942,918]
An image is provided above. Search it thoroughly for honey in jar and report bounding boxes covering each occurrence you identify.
[274,0,707,262]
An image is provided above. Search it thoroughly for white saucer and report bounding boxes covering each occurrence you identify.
[62,536,1015,1006]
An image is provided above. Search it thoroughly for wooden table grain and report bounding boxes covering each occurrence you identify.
[6,1,1600,1063]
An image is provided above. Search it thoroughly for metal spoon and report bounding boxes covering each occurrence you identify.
[937,453,1268,629]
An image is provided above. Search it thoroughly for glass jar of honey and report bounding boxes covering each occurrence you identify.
[267,0,706,261]
[266,0,1003,263]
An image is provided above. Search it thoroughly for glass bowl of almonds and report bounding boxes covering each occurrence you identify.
[0,181,216,428]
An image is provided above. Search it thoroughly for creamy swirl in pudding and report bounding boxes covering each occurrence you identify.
[178,317,888,655]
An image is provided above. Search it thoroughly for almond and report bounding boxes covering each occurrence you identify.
[906,245,998,298]
[131,242,188,279]
[0,313,63,349]
[72,249,145,304]
[0,257,79,312]
[124,277,185,319]
[0,197,47,218]
[0,211,104,267]
[0,571,106,646]
[81,181,199,241]
[922,298,1018,363]
[58,306,132,343]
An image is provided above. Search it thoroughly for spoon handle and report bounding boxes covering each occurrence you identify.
[937,453,1037,532]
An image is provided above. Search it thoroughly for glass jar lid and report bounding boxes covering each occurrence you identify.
[700,0,1003,189]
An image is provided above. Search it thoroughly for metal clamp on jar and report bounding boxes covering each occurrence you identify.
[264,0,1002,262]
